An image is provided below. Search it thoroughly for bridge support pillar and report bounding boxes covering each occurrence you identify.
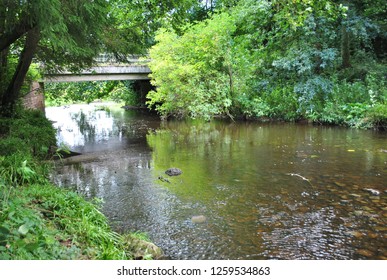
[22,81,45,113]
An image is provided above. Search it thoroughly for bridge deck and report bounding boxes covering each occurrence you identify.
[43,64,151,82]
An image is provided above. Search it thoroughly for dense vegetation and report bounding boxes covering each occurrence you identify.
[44,81,140,107]
[147,0,387,128]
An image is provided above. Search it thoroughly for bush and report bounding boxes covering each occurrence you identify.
[264,86,300,121]
[367,103,387,129]
[0,108,56,187]
[9,109,56,158]
[0,153,41,187]
[0,137,29,157]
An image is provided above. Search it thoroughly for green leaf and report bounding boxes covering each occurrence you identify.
[0,226,10,236]
[25,242,40,252]
[0,226,10,246]
[18,224,30,236]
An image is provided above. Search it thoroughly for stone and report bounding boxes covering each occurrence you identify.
[191,215,207,224]
[348,231,363,238]
[165,168,182,176]
[363,188,380,196]
[126,237,164,260]
[354,210,364,216]
[334,181,346,187]
[356,249,374,258]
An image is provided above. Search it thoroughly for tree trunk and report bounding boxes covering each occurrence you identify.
[341,25,351,69]
[0,0,7,91]
[1,26,40,115]
[0,48,9,94]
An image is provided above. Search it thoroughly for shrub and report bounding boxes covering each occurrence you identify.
[9,109,56,158]
[264,86,300,121]
[367,103,387,129]
[0,137,30,157]
[0,153,41,187]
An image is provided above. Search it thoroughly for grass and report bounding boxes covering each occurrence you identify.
[0,183,132,259]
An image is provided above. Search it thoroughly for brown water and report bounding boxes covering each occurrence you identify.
[46,103,387,260]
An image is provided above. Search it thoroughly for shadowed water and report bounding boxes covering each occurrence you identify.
[47,103,387,260]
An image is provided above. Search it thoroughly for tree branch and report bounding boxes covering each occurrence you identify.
[0,18,35,52]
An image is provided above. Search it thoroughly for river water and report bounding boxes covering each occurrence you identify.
[46,103,387,260]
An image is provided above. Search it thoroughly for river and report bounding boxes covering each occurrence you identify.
[46,103,387,260]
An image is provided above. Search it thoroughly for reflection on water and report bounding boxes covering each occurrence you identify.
[47,104,387,260]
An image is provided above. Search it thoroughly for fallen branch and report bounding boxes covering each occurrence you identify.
[286,173,314,187]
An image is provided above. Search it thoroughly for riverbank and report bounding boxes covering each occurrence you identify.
[0,108,162,260]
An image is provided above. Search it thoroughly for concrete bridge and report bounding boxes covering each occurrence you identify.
[23,55,152,111]
[43,56,151,82]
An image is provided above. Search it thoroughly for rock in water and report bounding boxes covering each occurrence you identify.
[165,168,182,176]
[125,237,164,260]
[363,188,380,196]
[191,215,207,224]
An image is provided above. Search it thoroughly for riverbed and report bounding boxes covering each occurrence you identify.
[46,103,387,260]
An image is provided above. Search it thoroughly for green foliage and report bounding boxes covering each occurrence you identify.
[8,109,56,159]
[45,81,141,107]
[0,136,29,156]
[366,104,387,128]
[309,69,387,128]
[0,109,55,187]
[105,0,238,56]
[264,86,300,121]
[148,12,242,120]
[0,0,113,114]
[0,183,131,260]
[108,81,140,106]
[0,154,40,187]
[147,0,386,128]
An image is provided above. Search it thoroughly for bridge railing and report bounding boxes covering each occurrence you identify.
[94,53,150,64]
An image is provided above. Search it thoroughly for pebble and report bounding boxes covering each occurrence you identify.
[191,215,207,224]
[348,231,363,238]
[356,249,374,258]
[374,226,387,232]
[335,182,346,187]
[368,232,379,239]
[363,188,380,196]
[354,210,364,216]
[362,206,373,212]
[165,168,183,176]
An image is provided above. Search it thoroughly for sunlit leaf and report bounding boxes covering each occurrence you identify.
[18,224,30,236]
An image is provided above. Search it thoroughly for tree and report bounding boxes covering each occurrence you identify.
[0,0,109,116]
[147,12,241,120]
[105,0,211,58]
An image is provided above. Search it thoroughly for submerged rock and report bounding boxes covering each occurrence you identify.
[191,215,207,224]
[363,188,380,196]
[165,168,182,176]
[356,249,374,258]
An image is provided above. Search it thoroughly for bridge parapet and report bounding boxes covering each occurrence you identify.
[93,54,150,65]
[43,56,151,82]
